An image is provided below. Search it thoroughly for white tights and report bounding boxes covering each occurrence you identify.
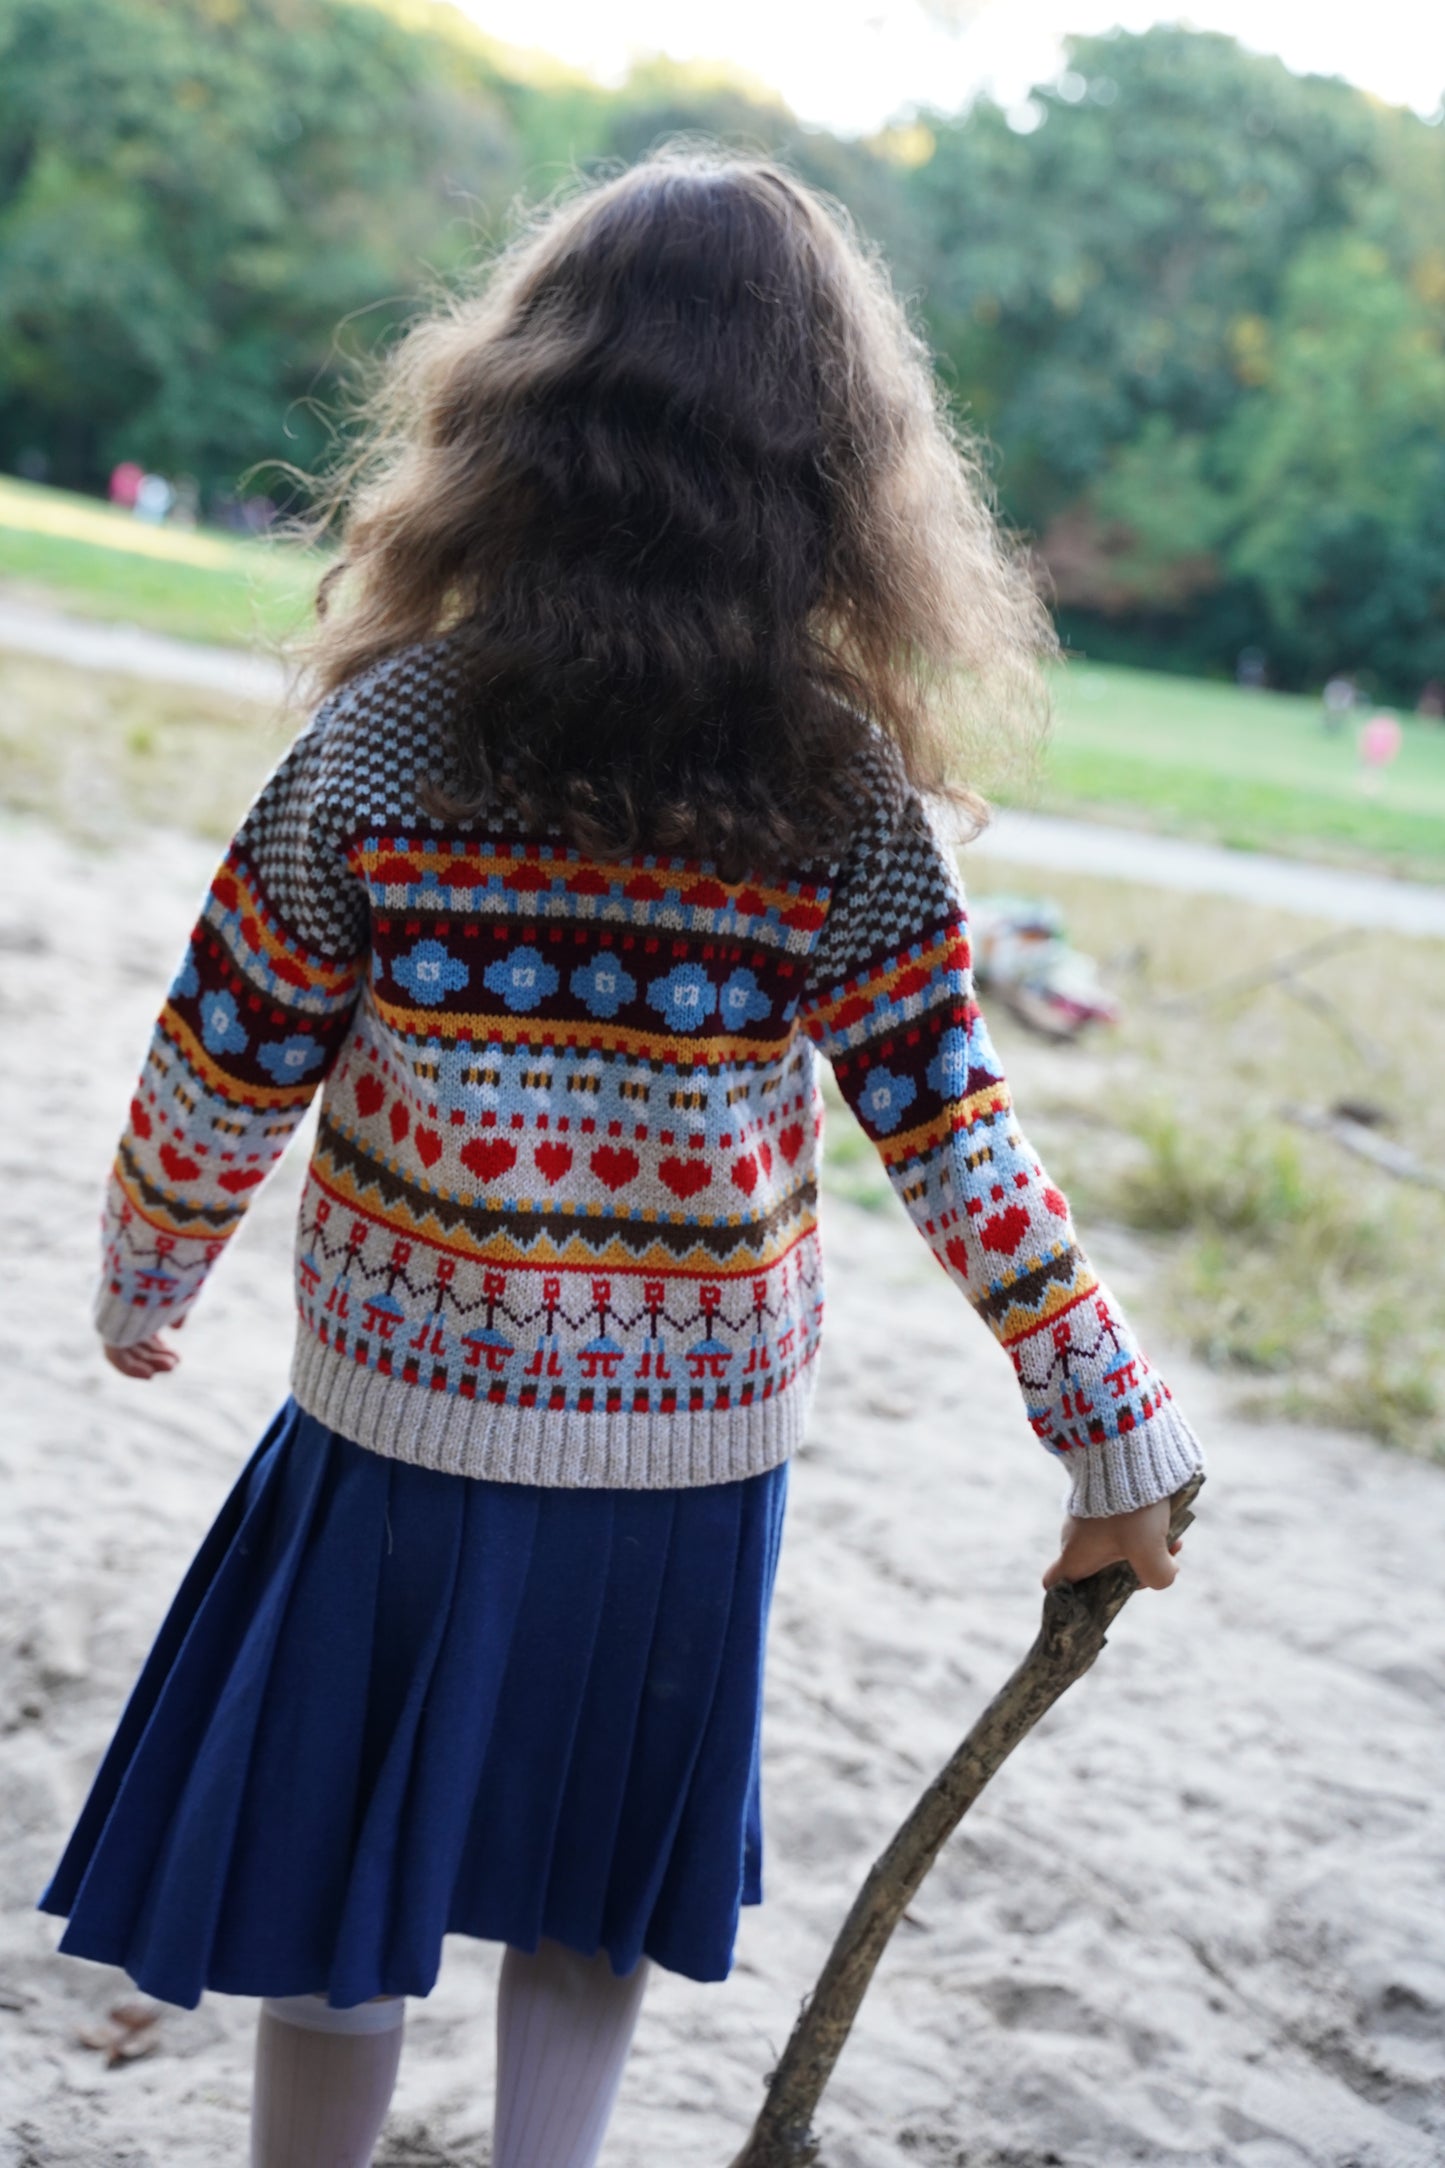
[250,1940,650,2168]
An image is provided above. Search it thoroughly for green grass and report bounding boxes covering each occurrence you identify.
[1033,661,1445,882]
[1110,1109,1440,1454]
[0,475,324,648]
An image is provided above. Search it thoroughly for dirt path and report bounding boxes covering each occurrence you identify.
[3,596,1444,939]
[0,595,286,702]
[975,808,1445,940]
[2,811,1443,2165]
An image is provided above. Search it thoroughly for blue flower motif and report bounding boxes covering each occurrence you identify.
[393,939,469,1007]
[483,944,560,1012]
[719,967,771,1029]
[926,1027,971,1100]
[857,1064,916,1135]
[200,988,248,1057]
[170,950,199,1000]
[647,963,717,1033]
[570,953,637,1019]
[258,1034,327,1084]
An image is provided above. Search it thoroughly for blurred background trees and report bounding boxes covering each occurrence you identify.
[1,0,1443,696]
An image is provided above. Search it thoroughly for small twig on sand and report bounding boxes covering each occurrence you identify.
[729,1473,1205,2168]
[1149,931,1375,1064]
[1149,929,1360,1014]
[1280,1103,1445,1194]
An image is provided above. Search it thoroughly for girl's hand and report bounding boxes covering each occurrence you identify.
[103,1330,182,1381]
[1041,1498,1182,1592]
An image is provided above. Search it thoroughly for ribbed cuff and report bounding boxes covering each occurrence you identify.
[1063,1400,1205,1518]
[93,1278,191,1349]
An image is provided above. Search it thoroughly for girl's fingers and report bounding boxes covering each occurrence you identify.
[1042,1516,1185,1592]
[103,1337,182,1379]
[1127,1530,1181,1589]
[1041,1528,1114,1589]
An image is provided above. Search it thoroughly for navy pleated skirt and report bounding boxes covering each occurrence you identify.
[40,1398,788,2009]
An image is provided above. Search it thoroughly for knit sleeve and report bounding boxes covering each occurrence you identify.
[795,775,1205,1518]
[94,696,368,1347]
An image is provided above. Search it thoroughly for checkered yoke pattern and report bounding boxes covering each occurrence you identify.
[795,790,1204,1515]
[95,637,1203,1509]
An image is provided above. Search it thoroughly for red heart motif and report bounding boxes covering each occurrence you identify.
[1043,1186,1069,1219]
[218,1167,263,1194]
[389,1101,410,1144]
[777,1123,805,1163]
[980,1204,1031,1255]
[660,1157,712,1200]
[414,1127,443,1168]
[945,1237,971,1277]
[355,1073,385,1117]
[460,1138,517,1184]
[590,1145,640,1191]
[534,1141,573,1185]
[159,1143,200,1183]
[130,1098,152,1139]
[757,1141,773,1177]
[731,1154,758,1194]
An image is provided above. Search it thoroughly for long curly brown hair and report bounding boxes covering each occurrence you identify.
[304,144,1054,874]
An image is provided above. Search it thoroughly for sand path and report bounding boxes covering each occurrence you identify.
[1,813,1443,2166]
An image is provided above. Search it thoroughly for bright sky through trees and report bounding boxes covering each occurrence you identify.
[460,0,1445,135]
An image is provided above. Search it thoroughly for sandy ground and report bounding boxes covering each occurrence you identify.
[2,810,1444,2168]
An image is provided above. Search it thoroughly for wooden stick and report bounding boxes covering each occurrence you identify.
[729,1473,1205,2168]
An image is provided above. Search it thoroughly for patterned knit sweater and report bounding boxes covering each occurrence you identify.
[95,638,1204,1515]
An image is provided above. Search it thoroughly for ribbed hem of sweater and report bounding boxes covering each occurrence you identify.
[1062,1402,1205,1518]
[289,1329,813,1490]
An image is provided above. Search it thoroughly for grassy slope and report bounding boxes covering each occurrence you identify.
[0,477,323,648]
[1037,661,1445,882]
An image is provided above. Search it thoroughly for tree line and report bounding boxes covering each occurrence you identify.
[2,0,1443,695]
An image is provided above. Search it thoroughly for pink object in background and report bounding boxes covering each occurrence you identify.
[1358,713,1402,769]
[108,462,143,509]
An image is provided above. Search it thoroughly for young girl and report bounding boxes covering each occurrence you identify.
[42,149,1201,2166]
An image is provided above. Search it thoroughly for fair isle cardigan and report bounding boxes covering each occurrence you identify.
[95,638,1204,1516]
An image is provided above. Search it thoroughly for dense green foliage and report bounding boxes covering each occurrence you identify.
[901,34,1445,696]
[1,1,1443,693]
